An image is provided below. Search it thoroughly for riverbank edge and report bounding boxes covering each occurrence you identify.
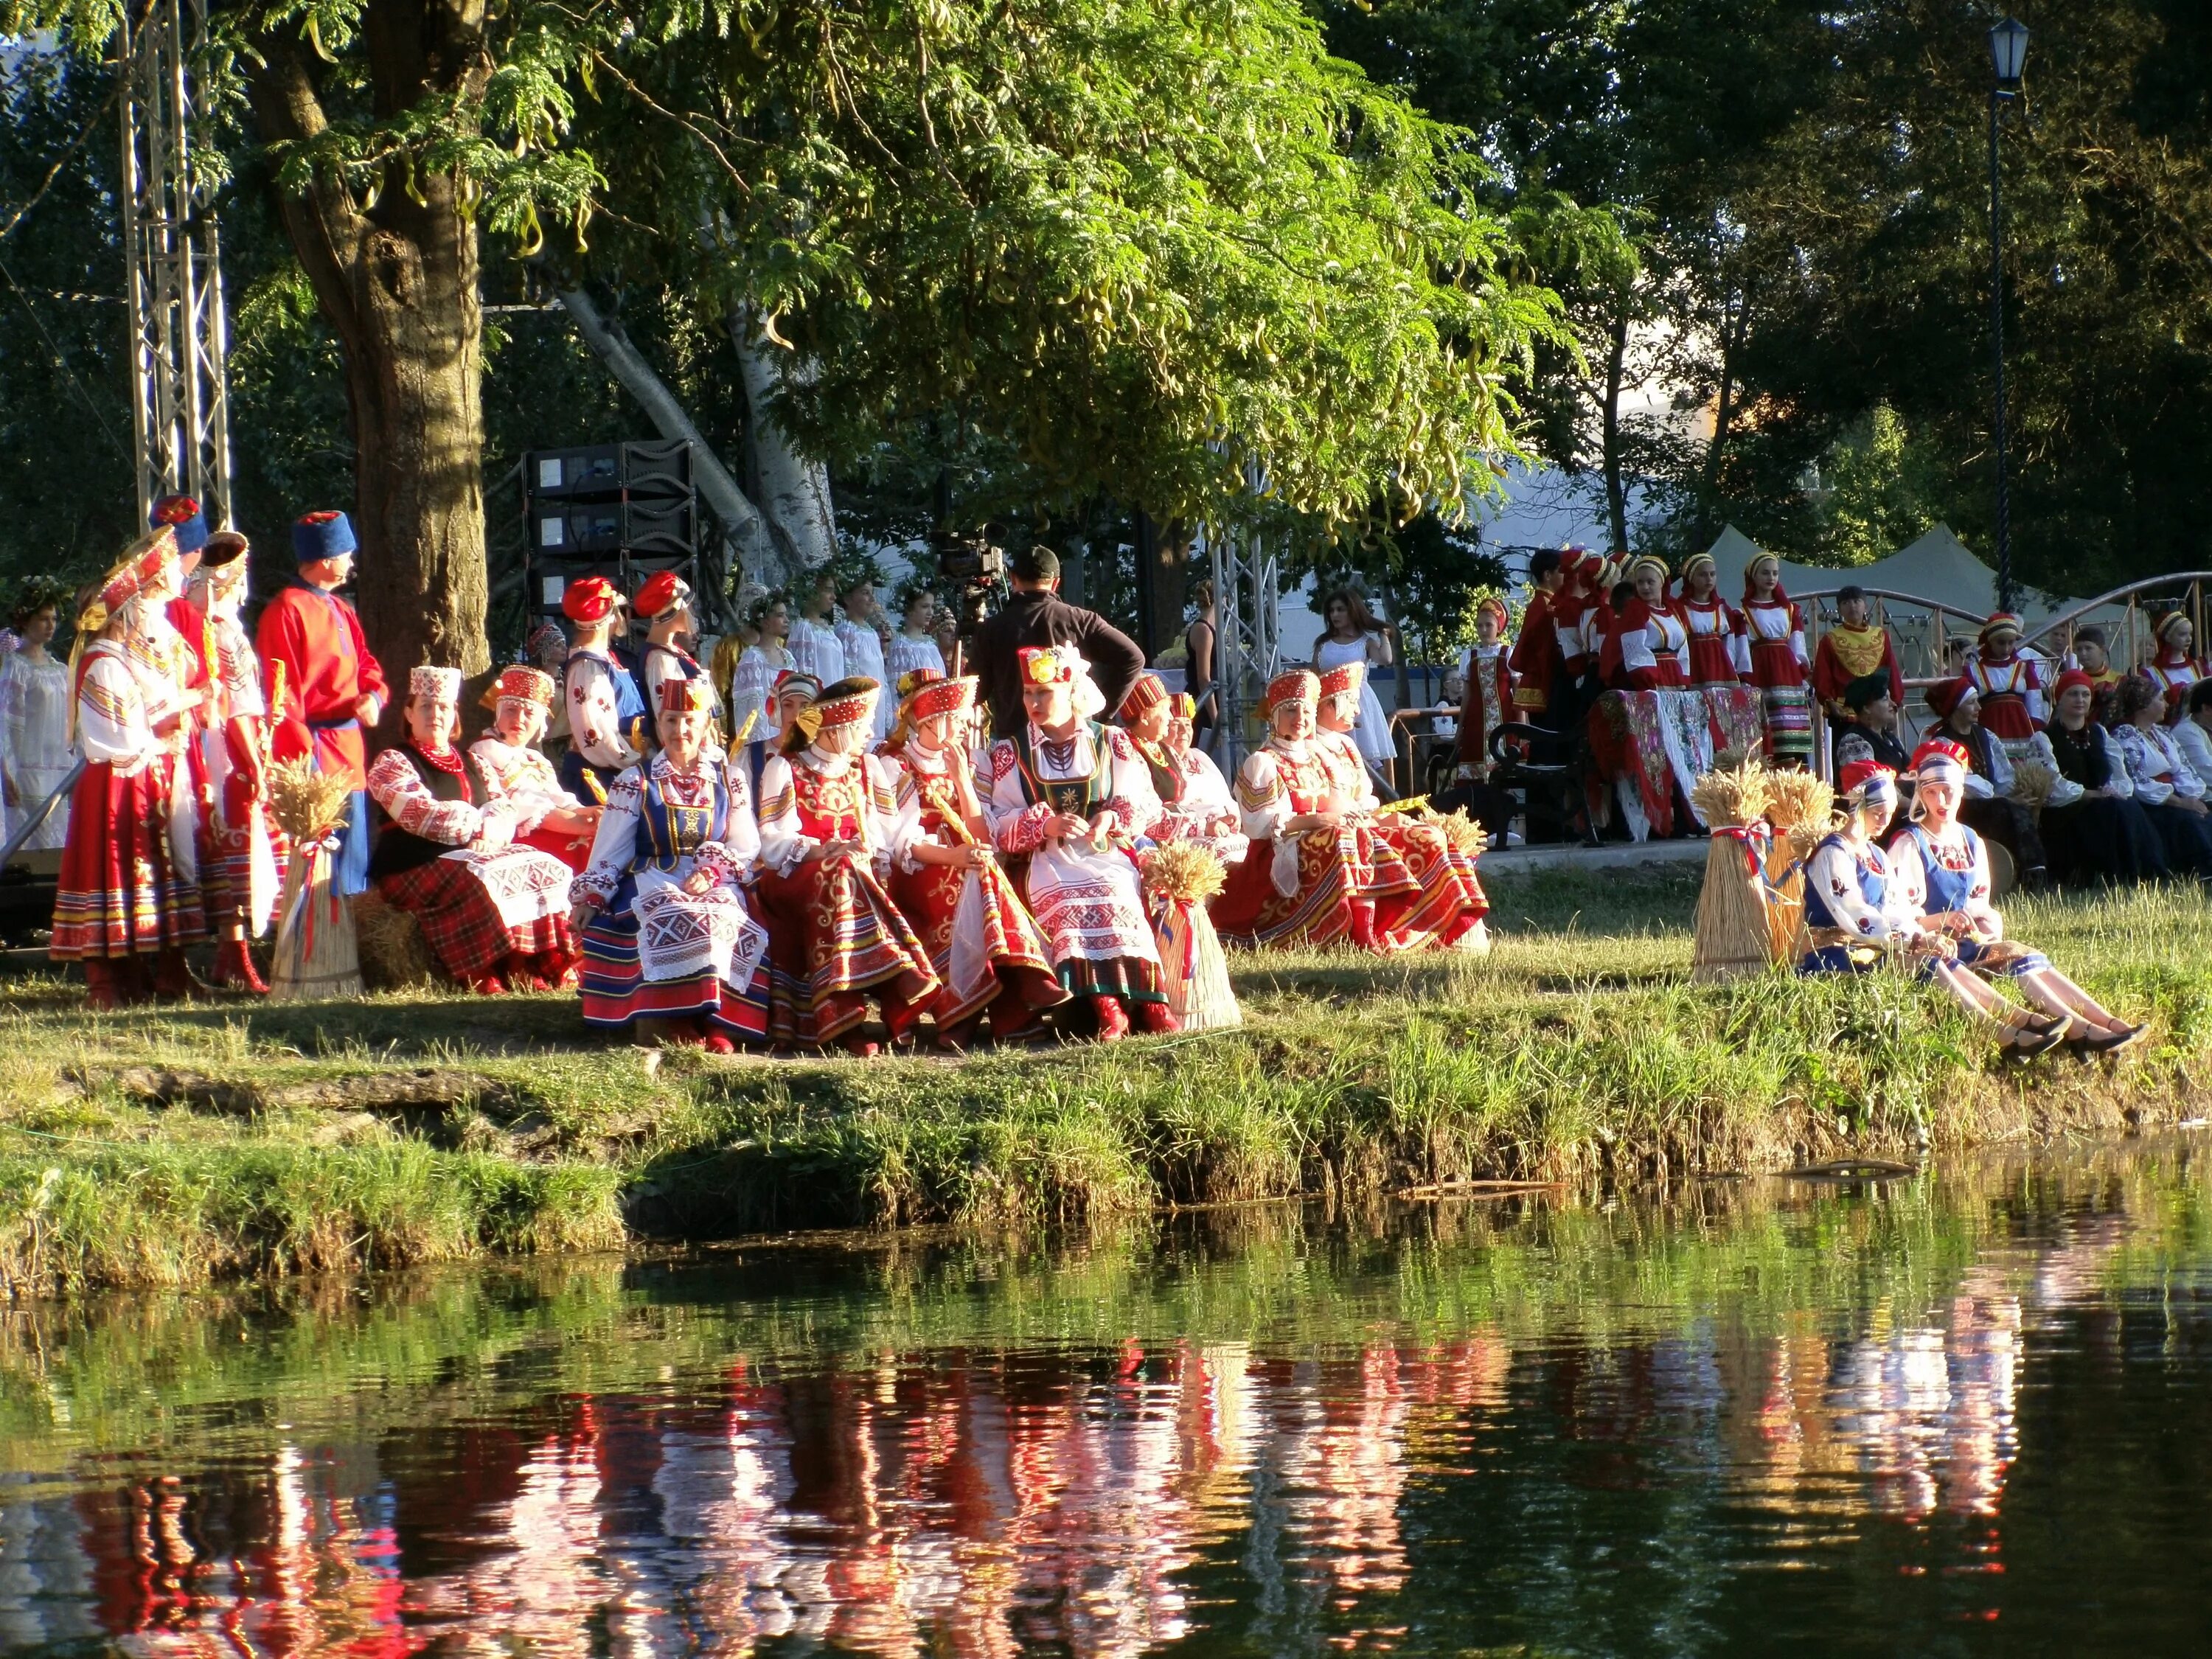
[3,931,2204,1297]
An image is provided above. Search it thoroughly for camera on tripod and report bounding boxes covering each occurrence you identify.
[932,530,1006,629]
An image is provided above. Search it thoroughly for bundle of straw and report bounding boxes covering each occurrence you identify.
[1421,807,1487,857]
[2009,758,2060,817]
[1142,841,1229,904]
[1711,743,1757,776]
[353,888,434,990]
[1690,757,1777,982]
[265,758,363,1002]
[1146,844,1241,1032]
[1759,768,1834,967]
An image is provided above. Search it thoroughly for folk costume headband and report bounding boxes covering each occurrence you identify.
[1168,692,1197,720]
[2155,608,2194,645]
[1627,554,1669,586]
[483,664,557,712]
[782,677,880,751]
[773,669,824,704]
[1117,672,1169,723]
[1019,646,1104,720]
[1265,668,1320,712]
[1317,661,1366,700]
[1978,611,2023,649]
[411,664,464,704]
[902,670,975,723]
[1837,759,1897,810]
[1910,737,1970,785]
[77,526,179,639]
[1476,594,1510,625]
[1743,552,1790,605]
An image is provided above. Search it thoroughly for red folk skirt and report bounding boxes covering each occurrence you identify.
[378,856,576,981]
[49,758,205,961]
[1376,821,1489,950]
[1211,823,1419,948]
[888,858,1065,1029]
[753,854,939,1044]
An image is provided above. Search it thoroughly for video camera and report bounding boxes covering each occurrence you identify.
[931,529,1006,636]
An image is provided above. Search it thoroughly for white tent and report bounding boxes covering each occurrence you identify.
[1704,523,2075,625]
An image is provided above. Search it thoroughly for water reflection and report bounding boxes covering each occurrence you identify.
[3,1145,2211,1655]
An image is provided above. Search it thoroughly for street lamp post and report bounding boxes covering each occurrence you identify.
[1988,15,2028,614]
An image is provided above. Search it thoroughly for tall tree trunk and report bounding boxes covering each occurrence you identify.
[1137,509,1189,663]
[243,6,492,714]
[728,303,838,574]
[553,285,781,589]
[1600,303,1631,554]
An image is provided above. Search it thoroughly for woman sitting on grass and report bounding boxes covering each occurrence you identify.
[1798,760,2067,1059]
[1888,740,2143,1056]
[568,678,768,1052]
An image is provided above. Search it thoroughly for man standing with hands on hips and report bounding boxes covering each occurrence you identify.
[971,546,1147,740]
[256,510,389,897]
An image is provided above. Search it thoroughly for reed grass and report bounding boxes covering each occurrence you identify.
[2,868,2209,1295]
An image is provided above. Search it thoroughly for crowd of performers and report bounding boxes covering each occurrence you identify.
[1468,545,2212,892]
[38,512,1489,1053]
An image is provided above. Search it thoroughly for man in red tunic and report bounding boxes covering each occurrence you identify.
[255,510,389,897]
[1506,550,1571,731]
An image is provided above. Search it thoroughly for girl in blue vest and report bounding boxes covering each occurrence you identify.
[568,678,768,1051]
[1801,759,2068,1057]
[1890,738,2145,1057]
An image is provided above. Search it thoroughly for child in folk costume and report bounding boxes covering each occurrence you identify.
[1130,684,1249,866]
[1798,762,2067,1057]
[877,669,1065,1048]
[1211,668,1419,953]
[633,571,721,734]
[982,647,1176,1040]
[1739,552,1812,767]
[1451,597,1514,779]
[1811,585,1904,729]
[181,530,279,993]
[50,530,206,1006]
[365,667,580,994]
[559,575,650,805]
[568,678,769,1051]
[1890,739,2143,1055]
[2144,609,2202,726]
[470,665,602,870]
[1314,660,1489,949]
[1677,553,1746,689]
[257,512,390,897]
[742,670,819,796]
[1964,613,2045,757]
[755,677,940,1054]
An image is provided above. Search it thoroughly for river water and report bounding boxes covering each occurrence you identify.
[3,1142,2210,1657]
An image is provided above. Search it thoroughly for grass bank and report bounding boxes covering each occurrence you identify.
[3,867,2209,1295]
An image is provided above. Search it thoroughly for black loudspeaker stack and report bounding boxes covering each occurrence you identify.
[521,439,700,622]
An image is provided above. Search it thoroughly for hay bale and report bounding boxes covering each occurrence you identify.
[1691,832,1777,982]
[352,889,436,990]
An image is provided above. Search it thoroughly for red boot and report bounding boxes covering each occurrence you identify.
[212,939,269,995]
[1133,1000,1180,1035]
[152,947,195,1001]
[501,952,549,994]
[462,970,509,996]
[1348,898,1385,955]
[1091,995,1130,1043]
[83,959,122,1012]
[695,1018,736,1055]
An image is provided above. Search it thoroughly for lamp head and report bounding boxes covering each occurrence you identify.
[1989,15,2028,88]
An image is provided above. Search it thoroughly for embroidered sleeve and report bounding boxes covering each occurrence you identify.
[77,654,150,769]
[1885,836,1928,920]
[2028,733,2084,808]
[1237,751,1290,840]
[1962,832,2001,939]
[2163,727,2208,799]
[215,621,266,720]
[754,754,815,875]
[982,739,1046,854]
[1102,728,1164,837]
[366,749,485,847]
[566,655,622,762]
[1811,839,1913,940]
[2118,726,2174,804]
[2098,727,2134,798]
[570,767,645,909]
[728,647,776,746]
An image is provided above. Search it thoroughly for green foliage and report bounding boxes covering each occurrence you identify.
[1809,404,1951,568]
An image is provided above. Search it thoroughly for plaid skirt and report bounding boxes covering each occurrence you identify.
[378,855,574,980]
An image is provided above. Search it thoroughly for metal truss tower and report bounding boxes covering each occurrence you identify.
[119,0,234,527]
[1201,459,1281,771]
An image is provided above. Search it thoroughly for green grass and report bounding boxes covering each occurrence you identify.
[2,866,2208,1295]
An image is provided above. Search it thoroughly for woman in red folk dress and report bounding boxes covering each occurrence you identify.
[754,677,939,1054]
[470,664,602,871]
[1312,660,1488,950]
[1964,613,2045,759]
[1739,552,1813,767]
[1211,669,1419,953]
[877,669,1066,1049]
[50,529,206,1006]
[2145,609,2203,727]
[365,667,580,993]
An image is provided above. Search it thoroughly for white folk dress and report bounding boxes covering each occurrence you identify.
[0,647,74,849]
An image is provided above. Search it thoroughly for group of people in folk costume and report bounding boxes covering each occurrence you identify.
[42,513,1488,1049]
[1798,748,2143,1060]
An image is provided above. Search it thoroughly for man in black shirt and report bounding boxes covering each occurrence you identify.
[971,546,1148,738]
